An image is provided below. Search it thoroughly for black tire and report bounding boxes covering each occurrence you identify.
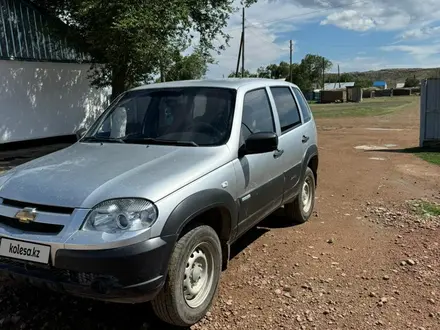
[285,167,316,224]
[152,225,222,327]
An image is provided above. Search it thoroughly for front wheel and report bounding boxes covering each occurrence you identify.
[152,225,222,327]
[285,167,316,224]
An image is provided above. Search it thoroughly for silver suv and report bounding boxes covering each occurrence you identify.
[0,78,318,327]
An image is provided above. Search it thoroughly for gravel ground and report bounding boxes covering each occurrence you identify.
[0,104,439,330]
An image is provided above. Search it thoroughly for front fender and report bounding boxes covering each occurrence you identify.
[160,188,238,241]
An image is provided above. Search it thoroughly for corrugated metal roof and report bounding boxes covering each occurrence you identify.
[373,81,387,86]
[0,0,89,62]
[324,82,355,90]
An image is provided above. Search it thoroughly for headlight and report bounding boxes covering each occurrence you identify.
[83,198,158,233]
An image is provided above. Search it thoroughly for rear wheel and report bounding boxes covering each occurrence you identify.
[285,167,316,224]
[152,225,222,327]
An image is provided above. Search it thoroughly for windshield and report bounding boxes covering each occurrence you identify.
[83,87,237,146]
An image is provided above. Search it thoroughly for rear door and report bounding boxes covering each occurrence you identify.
[291,86,317,152]
[235,87,285,236]
[268,86,305,202]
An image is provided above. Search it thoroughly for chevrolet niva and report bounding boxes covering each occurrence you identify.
[0,78,318,327]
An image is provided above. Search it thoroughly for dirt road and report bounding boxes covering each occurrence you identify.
[0,103,439,330]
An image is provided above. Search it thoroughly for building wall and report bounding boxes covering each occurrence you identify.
[0,60,110,144]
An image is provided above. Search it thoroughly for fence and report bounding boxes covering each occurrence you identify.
[393,88,412,96]
[362,89,375,98]
[420,79,440,147]
[320,90,346,103]
[374,89,393,97]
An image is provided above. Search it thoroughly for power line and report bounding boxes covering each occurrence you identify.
[224,0,369,32]
[244,25,276,46]
[244,20,290,51]
[239,22,389,51]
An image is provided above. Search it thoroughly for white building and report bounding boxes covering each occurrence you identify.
[323,82,355,90]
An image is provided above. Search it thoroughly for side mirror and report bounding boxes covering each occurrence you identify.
[76,128,87,140]
[241,132,278,156]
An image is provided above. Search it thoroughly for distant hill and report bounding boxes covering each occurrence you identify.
[327,68,440,88]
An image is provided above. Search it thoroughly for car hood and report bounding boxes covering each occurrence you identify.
[0,142,231,208]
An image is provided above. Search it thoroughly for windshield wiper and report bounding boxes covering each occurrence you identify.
[124,137,198,147]
[81,136,125,144]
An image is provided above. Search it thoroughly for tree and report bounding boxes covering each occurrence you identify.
[32,0,257,100]
[285,54,332,91]
[164,48,210,82]
[404,75,420,87]
[228,70,257,78]
[266,61,290,79]
[354,79,373,88]
[256,66,271,78]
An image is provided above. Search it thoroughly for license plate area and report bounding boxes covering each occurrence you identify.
[0,238,51,264]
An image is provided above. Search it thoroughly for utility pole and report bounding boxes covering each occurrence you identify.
[322,57,325,90]
[241,7,245,78]
[289,40,293,82]
[235,33,243,77]
[338,64,340,88]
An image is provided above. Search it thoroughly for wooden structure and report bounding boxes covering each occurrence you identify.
[420,79,440,147]
[320,90,347,103]
[346,86,363,102]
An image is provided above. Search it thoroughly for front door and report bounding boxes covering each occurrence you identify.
[234,88,285,236]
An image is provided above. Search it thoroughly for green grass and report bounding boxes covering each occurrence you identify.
[310,96,419,118]
[417,151,440,165]
[399,147,440,166]
[412,200,440,217]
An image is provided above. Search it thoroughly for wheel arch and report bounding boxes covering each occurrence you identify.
[160,189,237,270]
[302,144,319,187]
[160,188,238,243]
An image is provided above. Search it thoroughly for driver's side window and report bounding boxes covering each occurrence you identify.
[240,88,275,145]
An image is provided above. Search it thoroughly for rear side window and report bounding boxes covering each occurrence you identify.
[270,87,301,133]
[292,88,312,123]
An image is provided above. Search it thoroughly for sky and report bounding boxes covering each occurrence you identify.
[203,0,440,78]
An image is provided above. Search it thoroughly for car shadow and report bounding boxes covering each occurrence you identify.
[230,208,299,261]
[364,146,440,154]
[0,209,301,330]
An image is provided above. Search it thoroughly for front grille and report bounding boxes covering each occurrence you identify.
[0,215,64,234]
[0,257,112,286]
[0,198,74,215]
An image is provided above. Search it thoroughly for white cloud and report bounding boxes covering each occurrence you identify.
[329,56,389,73]
[400,26,440,40]
[206,0,324,78]
[381,44,440,62]
[314,0,440,32]
[320,10,375,32]
[202,0,440,78]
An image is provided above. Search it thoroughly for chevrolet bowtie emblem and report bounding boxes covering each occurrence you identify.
[15,207,37,223]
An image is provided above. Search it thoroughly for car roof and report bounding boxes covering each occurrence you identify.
[130,78,299,91]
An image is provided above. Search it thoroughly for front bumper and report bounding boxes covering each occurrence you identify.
[0,236,175,303]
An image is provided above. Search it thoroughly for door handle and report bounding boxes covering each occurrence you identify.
[302,135,309,143]
[273,149,284,159]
